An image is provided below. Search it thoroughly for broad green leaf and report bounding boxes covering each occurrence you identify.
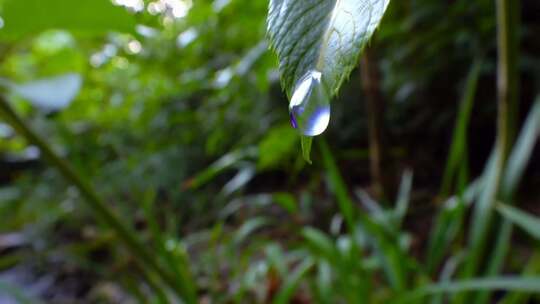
[7,74,82,111]
[267,0,390,97]
[267,0,390,159]
[0,0,135,40]
[258,124,299,169]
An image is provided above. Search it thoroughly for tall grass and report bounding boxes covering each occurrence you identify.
[1,0,539,302]
[0,95,197,303]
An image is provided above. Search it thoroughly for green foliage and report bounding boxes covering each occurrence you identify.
[6,73,82,110]
[258,124,298,169]
[398,277,540,303]
[1,0,540,303]
[0,0,135,40]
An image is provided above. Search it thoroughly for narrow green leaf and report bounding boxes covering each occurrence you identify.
[319,139,355,228]
[476,97,540,303]
[183,147,257,189]
[314,261,333,303]
[499,253,540,304]
[458,147,502,280]
[441,61,481,196]
[496,204,540,240]
[394,170,413,228]
[501,97,540,198]
[397,277,540,303]
[233,217,271,245]
[426,181,480,274]
[319,139,409,290]
[273,258,315,304]
[302,227,337,261]
[301,136,313,163]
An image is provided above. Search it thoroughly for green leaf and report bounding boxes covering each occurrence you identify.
[396,277,540,303]
[258,124,299,169]
[233,217,271,246]
[459,147,502,280]
[394,170,413,228]
[273,257,315,304]
[0,0,135,40]
[319,139,355,228]
[183,147,257,189]
[302,227,337,261]
[497,204,540,240]
[499,254,540,304]
[426,181,480,274]
[8,73,82,110]
[301,136,313,163]
[267,0,390,97]
[441,60,481,196]
[476,97,540,303]
[501,97,540,198]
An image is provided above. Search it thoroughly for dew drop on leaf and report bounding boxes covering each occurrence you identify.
[289,70,330,137]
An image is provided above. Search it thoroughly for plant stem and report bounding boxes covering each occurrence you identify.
[0,96,197,303]
[496,0,519,160]
[475,1,520,303]
[455,0,520,302]
[361,47,393,201]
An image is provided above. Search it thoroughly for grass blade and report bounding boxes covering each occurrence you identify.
[441,60,481,196]
[398,277,540,303]
[476,97,540,303]
[456,147,501,285]
[501,97,540,198]
[272,258,315,304]
[499,253,540,304]
[319,139,356,229]
[319,139,411,291]
[394,170,413,228]
[301,136,313,164]
[496,204,540,240]
[426,180,480,274]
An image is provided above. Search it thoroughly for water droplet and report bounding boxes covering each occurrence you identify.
[289,70,330,136]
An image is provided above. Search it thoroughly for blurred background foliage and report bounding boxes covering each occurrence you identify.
[0,0,539,303]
